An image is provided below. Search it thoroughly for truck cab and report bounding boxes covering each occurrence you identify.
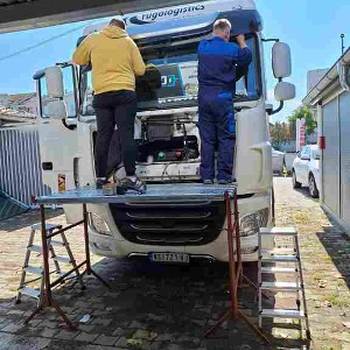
[34,0,295,262]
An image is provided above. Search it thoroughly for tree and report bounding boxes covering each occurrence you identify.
[288,106,317,135]
[270,122,292,149]
[288,118,296,140]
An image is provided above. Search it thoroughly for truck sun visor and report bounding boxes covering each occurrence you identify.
[220,10,262,36]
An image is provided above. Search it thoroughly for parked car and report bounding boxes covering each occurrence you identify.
[272,148,286,174]
[292,145,320,198]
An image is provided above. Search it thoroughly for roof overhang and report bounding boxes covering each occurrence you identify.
[0,0,208,34]
[303,47,350,107]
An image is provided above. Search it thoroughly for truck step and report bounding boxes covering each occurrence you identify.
[260,227,297,236]
[19,287,41,299]
[261,254,298,263]
[261,266,298,274]
[260,281,301,291]
[260,308,305,319]
[24,266,43,275]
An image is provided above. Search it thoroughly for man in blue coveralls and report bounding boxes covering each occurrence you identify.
[198,19,252,184]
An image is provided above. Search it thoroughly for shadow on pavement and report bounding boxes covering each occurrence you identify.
[0,209,63,233]
[317,212,350,290]
[0,256,311,349]
[294,186,319,202]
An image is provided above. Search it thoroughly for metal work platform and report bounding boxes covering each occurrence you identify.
[26,183,237,330]
[35,183,237,205]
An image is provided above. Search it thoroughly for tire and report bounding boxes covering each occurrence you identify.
[292,170,301,189]
[309,174,319,198]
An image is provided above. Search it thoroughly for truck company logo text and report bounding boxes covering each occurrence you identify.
[127,4,206,25]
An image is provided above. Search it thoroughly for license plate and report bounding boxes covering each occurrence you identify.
[150,252,190,264]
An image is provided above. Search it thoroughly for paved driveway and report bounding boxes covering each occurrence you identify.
[0,177,349,349]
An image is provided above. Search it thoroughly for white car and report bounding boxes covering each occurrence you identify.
[292,145,320,198]
[272,148,286,174]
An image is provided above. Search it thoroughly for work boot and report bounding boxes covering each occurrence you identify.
[96,178,109,189]
[218,179,233,185]
[203,179,214,185]
[120,176,147,194]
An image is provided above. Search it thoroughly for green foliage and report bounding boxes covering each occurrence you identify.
[288,106,317,135]
[270,122,292,149]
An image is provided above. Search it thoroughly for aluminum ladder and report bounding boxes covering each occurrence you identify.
[258,227,311,340]
[16,223,84,304]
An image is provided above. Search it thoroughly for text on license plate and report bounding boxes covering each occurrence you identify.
[150,252,190,264]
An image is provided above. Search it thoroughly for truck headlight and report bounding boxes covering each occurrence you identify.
[89,213,112,236]
[240,208,269,237]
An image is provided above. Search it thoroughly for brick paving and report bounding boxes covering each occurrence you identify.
[274,178,350,350]
[0,177,349,349]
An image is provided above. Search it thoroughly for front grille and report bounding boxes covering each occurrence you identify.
[109,201,225,246]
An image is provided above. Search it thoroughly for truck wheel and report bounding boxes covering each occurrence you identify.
[309,174,319,198]
[292,170,301,189]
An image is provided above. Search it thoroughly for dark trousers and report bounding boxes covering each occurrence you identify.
[93,90,137,178]
[198,89,235,181]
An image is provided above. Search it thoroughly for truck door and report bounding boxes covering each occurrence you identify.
[35,63,79,196]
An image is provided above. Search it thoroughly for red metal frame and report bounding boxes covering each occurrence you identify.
[204,191,270,344]
[24,190,269,338]
[24,204,110,330]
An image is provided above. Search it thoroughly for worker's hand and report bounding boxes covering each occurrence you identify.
[236,34,248,48]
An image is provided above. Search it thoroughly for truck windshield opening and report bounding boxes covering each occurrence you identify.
[80,34,261,115]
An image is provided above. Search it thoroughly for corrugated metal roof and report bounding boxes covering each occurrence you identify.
[0,0,207,33]
[0,0,38,7]
[303,47,350,106]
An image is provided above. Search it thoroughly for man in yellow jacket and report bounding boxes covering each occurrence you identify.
[73,18,146,192]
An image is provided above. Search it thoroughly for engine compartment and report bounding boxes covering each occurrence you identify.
[136,113,200,164]
[98,111,202,182]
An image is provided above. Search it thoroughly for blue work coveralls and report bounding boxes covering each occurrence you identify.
[197,36,252,182]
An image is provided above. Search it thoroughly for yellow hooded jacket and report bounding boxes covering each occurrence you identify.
[72,25,146,95]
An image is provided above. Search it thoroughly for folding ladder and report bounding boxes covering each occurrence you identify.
[16,223,84,304]
[258,227,311,340]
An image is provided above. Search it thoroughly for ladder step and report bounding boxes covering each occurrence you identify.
[28,245,42,253]
[262,248,296,255]
[260,281,301,291]
[50,240,65,246]
[260,227,297,236]
[260,309,305,319]
[52,256,71,263]
[31,223,62,231]
[261,254,298,262]
[19,287,41,299]
[24,266,43,275]
[261,266,298,274]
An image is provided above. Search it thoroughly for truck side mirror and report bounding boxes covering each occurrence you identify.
[274,81,296,101]
[45,66,64,98]
[272,42,292,79]
[44,100,67,119]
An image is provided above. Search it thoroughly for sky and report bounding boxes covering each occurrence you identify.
[0,0,349,122]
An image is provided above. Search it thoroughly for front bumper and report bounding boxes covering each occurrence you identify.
[88,191,273,262]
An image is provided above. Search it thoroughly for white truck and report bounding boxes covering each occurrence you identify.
[34,0,295,263]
